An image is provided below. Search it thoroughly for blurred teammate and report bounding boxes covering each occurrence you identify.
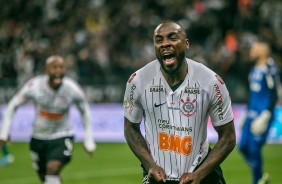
[239,41,280,184]
[124,21,236,184]
[0,55,96,184]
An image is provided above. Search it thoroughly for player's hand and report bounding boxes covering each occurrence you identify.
[179,172,201,184]
[148,164,166,183]
[83,140,97,157]
[251,110,271,135]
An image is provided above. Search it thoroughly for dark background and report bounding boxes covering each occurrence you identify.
[0,0,281,103]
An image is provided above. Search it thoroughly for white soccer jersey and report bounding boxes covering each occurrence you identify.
[0,75,93,141]
[124,58,234,180]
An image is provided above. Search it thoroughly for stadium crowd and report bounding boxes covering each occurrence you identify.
[0,0,281,103]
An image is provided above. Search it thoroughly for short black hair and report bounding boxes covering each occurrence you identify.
[157,20,187,38]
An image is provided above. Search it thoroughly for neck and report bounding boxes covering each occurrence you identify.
[162,62,188,87]
[256,56,268,66]
[48,80,60,91]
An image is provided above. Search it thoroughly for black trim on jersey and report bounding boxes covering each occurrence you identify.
[189,81,202,172]
[167,94,174,178]
[183,79,190,172]
[144,89,157,161]
[158,77,166,170]
[173,93,180,178]
[178,89,184,178]
[151,79,162,165]
[166,86,172,177]
[171,80,184,91]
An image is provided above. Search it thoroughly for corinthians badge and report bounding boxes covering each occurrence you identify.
[180,97,197,117]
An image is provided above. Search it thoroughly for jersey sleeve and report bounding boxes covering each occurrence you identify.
[265,60,280,111]
[208,75,234,127]
[0,78,33,140]
[70,80,96,152]
[123,72,143,123]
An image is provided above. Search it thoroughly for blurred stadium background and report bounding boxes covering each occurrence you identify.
[0,0,282,183]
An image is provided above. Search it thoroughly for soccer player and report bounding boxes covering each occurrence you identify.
[0,55,96,184]
[123,21,236,184]
[239,41,280,184]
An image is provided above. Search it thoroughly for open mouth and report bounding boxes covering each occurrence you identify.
[162,53,176,65]
[52,75,63,86]
[54,77,62,84]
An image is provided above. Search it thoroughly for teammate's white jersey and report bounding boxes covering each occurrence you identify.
[124,58,233,180]
[0,75,92,141]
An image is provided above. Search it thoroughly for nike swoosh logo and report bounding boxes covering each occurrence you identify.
[154,102,167,107]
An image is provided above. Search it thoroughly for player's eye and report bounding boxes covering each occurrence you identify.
[170,36,178,41]
[154,36,163,44]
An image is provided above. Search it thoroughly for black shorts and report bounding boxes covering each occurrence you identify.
[29,136,74,173]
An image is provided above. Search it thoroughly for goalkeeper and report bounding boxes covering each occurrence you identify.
[239,41,280,184]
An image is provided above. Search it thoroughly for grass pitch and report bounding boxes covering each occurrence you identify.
[0,143,281,184]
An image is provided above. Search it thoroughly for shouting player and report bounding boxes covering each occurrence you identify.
[239,41,280,184]
[0,55,96,184]
[124,21,236,184]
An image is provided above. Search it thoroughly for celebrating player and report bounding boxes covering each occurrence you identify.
[0,55,96,184]
[239,41,280,184]
[123,21,236,184]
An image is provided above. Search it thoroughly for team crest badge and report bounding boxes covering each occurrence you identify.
[180,97,197,117]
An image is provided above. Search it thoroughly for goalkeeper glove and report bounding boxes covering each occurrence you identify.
[251,110,271,136]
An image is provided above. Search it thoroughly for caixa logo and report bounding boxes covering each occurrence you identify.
[159,132,192,156]
[214,84,224,120]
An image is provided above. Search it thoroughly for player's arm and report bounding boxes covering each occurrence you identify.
[74,88,96,155]
[180,121,236,184]
[180,75,235,184]
[251,67,279,135]
[124,117,166,182]
[265,67,278,111]
[193,76,236,178]
[0,92,27,146]
[124,73,166,182]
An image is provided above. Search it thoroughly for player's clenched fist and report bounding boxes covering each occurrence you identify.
[148,165,166,183]
[180,172,201,184]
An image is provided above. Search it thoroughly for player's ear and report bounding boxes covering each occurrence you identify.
[186,39,189,49]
